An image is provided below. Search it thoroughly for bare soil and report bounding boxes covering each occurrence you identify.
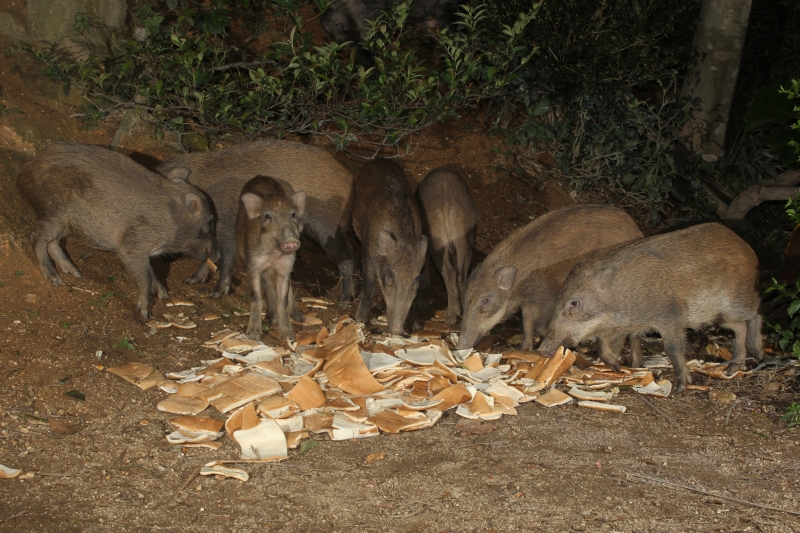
[0,51,798,533]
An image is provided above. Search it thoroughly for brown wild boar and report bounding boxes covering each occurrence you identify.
[16,142,217,319]
[157,140,354,304]
[353,159,427,334]
[539,223,763,395]
[235,176,306,342]
[416,168,477,325]
[456,204,644,369]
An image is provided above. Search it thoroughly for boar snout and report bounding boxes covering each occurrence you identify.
[281,240,300,253]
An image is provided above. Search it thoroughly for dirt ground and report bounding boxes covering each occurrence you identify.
[0,52,798,533]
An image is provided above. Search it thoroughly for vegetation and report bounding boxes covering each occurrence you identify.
[24,0,709,220]
[782,402,800,429]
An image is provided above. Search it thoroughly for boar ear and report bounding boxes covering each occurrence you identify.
[166,166,191,183]
[495,266,517,291]
[184,193,202,216]
[292,191,307,216]
[417,235,428,256]
[240,193,263,220]
[377,230,396,256]
[593,265,617,292]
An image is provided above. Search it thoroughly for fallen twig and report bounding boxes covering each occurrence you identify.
[0,511,33,523]
[724,400,737,427]
[625,473,800,517]
[179,465,202,493]
[637,395,681,427]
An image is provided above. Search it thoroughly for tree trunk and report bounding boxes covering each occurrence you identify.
[681,0,753,162]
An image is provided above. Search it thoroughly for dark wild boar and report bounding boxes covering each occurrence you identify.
[235,176,306,342]
[539,223,763,394]
[16,142,217,319]
[416,168,476,325]
[456,204,644,369]
[353,159,427,334]
[157,140,355,304]
[321,0,453,66]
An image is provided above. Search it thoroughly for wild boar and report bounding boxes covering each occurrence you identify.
[321,0,453,66]
[456,204,644,369]
[353,159,427,334]
[157,140,355,304]
[539,223,763,394]
[235,176,306,342]
[16,142,217,319]
[416,168,476,325]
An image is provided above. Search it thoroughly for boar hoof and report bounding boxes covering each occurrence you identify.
[208,291,222,299]
[724,362,743,376]
[518,339,534,351]
[671,381,686,396]
[245,329,262,341]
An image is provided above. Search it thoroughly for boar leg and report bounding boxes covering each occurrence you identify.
[519,304,538,351]
[263,271,302,325]
[719,320,749,376]
[46,239,82,279]
[119,253,153,320]
[272,262,296,342]
[355,260,376,325]
[662,328,691,395]
[745,314,764,361]
[597,336,623,372]
[455,241,472,322]
[263,271,279,327]
[629,335,644,368]
[287,284,304,323]
[209,243,235,298]
[419,256,432,290]
[245,269,265,341]
[441,249,461,326]
[149,264,169,299]
[322,232,355,306]
[184,262,211,286]
[32,226,65,285]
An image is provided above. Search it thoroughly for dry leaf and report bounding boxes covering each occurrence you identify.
[49,418,81,436]
[366,451,386,463]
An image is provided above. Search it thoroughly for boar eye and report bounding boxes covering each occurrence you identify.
[570,300,580,309]
[262,213,272,222]
[479,297,489,308]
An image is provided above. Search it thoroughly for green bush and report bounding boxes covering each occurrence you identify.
[28,1,539,151]
[26,0,710,221]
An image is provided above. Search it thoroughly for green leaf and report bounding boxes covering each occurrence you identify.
[299,441,319,454]
[531,98,550,117]
[787,300,800,318]
[114,336,136,350]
